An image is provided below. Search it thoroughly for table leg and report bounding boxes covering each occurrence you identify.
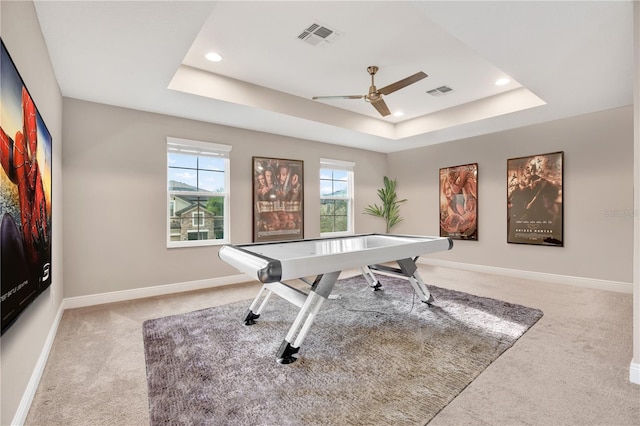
[276,270,341,364]
[368,258,434,304]
[360,266,383,291]
[242,285,273,325]
[396,258,434,304]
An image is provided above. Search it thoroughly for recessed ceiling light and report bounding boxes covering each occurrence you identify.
[495,78,510,86]
[393,111,405,117]
[205,52,222,62]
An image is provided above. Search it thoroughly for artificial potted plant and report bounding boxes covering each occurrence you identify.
[363,176,407,233]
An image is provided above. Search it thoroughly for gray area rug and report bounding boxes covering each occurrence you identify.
[142,275,543,425]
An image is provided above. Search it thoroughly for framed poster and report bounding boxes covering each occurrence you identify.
[1,38,53,335]
[507,151,563,246]
[252,157,303,242]
[439,163,478,240]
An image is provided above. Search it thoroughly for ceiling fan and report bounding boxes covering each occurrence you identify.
[312,66,427,117]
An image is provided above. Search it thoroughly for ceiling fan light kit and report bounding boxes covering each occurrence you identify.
[312,66,427,117]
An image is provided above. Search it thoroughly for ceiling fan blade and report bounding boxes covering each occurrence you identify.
[378,71,428,96]
[312,95,364,100]
[371,98,391,117]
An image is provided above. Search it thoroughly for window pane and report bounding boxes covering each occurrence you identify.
[334,215,348,232]
[168,168,198,190]
[168,152,226,192]
[332,170,348,181]
[319,168,333,179]
[168,194,224,242]
[168,152,197,169]
[332,181,348,197]
[213,216,224,239]
[169,196,182,241]
[320,216,334,233]
[334,199,348,215]
[206,196,225,216]
[198,169,226,192]
[320,199,335,214]
[320,179,334,197]
[198,155,225,172]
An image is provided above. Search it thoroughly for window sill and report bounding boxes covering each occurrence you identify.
[167,239,229,249]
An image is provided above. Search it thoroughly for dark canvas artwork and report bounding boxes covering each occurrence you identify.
[1,39,53,335]
[507,152,563,246]
[252,157,303,242]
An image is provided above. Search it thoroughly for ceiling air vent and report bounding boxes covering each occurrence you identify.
[427,85,454,96]
[298,22,342,46]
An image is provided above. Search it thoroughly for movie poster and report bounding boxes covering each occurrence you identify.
[1,39,53,335]
[507,152,563,246]
[252,157,303,242]
[439,163,478,240]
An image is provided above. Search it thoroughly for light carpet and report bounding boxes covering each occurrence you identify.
[142,274,543,425]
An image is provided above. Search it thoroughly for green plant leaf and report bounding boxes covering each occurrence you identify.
[363,176,407,233]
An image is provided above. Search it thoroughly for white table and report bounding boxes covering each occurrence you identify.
[218,233,453,363]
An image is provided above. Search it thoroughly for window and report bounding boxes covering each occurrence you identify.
[320,158,354,236]
[167,137,231,247]
[192,211,205,227]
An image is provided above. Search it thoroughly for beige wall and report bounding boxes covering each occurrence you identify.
[388,106,634,284]
[62,99,635,295]
[61,98,388,298]
[1,2,64,425]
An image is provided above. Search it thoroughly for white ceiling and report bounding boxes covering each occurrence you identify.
[33,1,633,153]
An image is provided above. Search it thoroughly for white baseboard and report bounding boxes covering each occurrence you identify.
[631,361,640,385]
[63,274,251,309]
[418,258,634,294]
[11,303,65,426]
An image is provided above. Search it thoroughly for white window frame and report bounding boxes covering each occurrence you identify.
[192,211,205,227]
[167,137,231,248]
[320,158,355,237]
